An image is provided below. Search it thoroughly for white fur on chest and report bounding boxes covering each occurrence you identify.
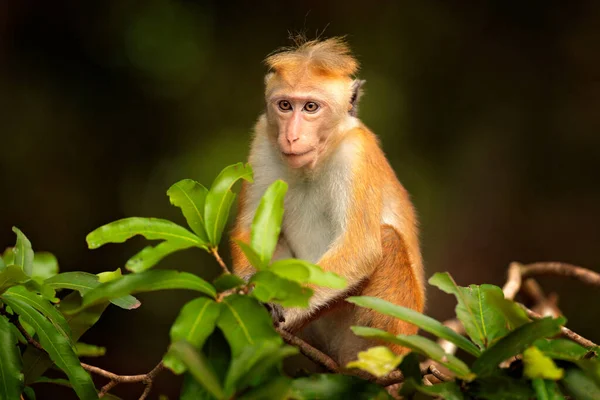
[245,130,357,263]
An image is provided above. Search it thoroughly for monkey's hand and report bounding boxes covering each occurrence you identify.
[264,303,285,327]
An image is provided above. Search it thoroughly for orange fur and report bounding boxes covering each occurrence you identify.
[231,37,425,365]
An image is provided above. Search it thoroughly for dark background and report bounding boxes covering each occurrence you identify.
[1,1,599,398]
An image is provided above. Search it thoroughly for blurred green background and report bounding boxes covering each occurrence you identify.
[1,1,599,398]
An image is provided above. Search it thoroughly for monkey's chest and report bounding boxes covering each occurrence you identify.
[281,190,341,264]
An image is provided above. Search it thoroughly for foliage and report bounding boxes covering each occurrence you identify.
[348,272,600,398]
[1,161,598,399]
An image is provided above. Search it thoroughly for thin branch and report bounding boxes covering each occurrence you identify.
[8,314,164,400]
[520,305,598,349]
[502,262,522,300]
[276,328,339,373]
[429,364,453,382]
[520,262,600,287]
[210,247,231,274]
[98,381,118,397]
[521,279,561,318]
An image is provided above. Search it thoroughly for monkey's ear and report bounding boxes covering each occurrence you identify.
[349,79,366,117]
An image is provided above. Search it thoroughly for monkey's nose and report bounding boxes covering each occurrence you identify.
[287,136,299,144]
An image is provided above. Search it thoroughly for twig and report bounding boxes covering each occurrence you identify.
[82,361,163,399]
[502,262,522,300]
[520,305,598,349]
[521,279,561,318]
[276,328,339,373]
[98,380,118,397]
[429,364,453,382]
[9,314,164,399]
[210,247,230,274]
[520,262,600,287]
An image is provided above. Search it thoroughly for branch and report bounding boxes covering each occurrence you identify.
[429,364,453,382]
[210,247,231,274]
[501,261,599,349]
[8,313,164,399]
[276,328,339,373]
[521,262,600,286]
[520,304,598,349]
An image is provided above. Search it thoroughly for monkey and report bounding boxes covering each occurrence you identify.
[230,37,425,366]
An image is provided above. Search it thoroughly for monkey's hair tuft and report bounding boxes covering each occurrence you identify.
[265,36,358,78]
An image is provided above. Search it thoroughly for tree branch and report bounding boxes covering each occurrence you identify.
[521,262,600,286]
[210,247,231,274]
[276,327,340,373]
[8,313,164,399]
[520,304,598,349]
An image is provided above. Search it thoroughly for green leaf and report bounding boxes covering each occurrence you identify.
[237,376,292,400]
[204,162,253,246]
[429,272,529,349]
[523,346,564,380]
[1,248,15,266]
[0,255,5,270]
[164,297,221,374]
[534,338,589,361]
[235,240,264,271]
[0,265,30,293]
[250,180,287,268]
[22,386,35,400]
[2,296,98,399]
[291,374,393,400]
[225,341,298,398]
[180,372,214,400]
[268,259,347,289]
[213,273,245,292]
[401,378,464,400]
[347,346,403,377]
[351,326,473,380]
[398,352,421,382]
[45,272,140,310]
[75,343,106,357]
[86,217,204,249]
[0,315,23,400]
[167,179,210,242]
[82,270,216,306]
[467,372,535,400]
[562,367,600,400]
[167,340,226,400]
[21,278,58,303]
[21,293,109,384]
[532,379,564,400]
[217,294,281,358]
[471,317,565,377]
[577,359,600,388]
[31,252,59,280]
[126,241,194,272]
[96,269,122,283]
[12,227,34,276]
[250,271,313,307]
[2,286,72,344]
[347,296,480,356]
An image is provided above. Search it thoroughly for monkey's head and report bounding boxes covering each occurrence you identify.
[263,37,364,169]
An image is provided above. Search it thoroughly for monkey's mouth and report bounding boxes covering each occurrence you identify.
[282,149,314,157]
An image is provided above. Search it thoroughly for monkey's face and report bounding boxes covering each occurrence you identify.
[266,82,350,169]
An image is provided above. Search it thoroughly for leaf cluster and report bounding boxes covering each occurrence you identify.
[347,273,600,399]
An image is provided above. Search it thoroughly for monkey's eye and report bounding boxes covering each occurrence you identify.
[303,102,320,113]
[278,100,292,111]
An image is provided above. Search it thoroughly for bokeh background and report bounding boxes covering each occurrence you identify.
[1,1,599,398]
